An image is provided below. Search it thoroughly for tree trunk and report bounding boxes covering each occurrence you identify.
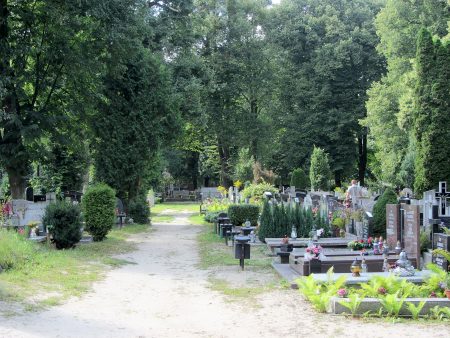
[218,139,232,188]
[249,98,258,160]
[358,130,367,186]
[188,151,199,190]
[334,171,342,188]
[6,167,27,199]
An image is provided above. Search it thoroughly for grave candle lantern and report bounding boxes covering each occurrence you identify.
[350,258,361,277]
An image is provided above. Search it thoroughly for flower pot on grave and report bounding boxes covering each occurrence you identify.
[339,229,345,238]
[445,289,450,300]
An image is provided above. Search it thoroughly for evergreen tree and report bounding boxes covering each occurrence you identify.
[372,188,398,236]
[258,199,273,242]
[309,146,331,191]
[290,168,309,190]
[414,29,450,193]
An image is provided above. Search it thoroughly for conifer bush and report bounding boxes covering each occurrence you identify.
[83,183,116,241]
[309,146,331,191]
[228,204,259,226]
[128,196,150,224]
[258,200,274,242]
[43,202,82,249]
[290,168,309,190]
[372,188,398,236]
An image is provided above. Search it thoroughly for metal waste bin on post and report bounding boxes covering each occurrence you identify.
[234,236,251,270]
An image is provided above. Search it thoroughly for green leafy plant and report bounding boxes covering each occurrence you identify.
[339,293,363,317]
[379,292,407,318]
[83,183,116,241]
[227,204,259,227]
[43,202,82,249]
[240,182,278,202]
[406,301,426,319]
[429,306,445,320]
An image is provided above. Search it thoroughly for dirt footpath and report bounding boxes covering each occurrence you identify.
[0,211,448,338]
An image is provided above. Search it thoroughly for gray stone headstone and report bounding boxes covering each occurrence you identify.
[386,204,400,248]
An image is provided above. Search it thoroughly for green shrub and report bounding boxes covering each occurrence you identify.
[372,188,397,236]
[240,182,278,202]
[309,146,331,191]
[227,204,260,227]
[0,229,36,270]
[290,168,309,190]
[43,202,82,249]
[83,183,116,241]
[258,200,273,242]
[204,211,221,223]
[128,197,150,224]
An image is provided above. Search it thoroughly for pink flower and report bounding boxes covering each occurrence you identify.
[430,291,437,298]
[306,248,311,253]
[378,287,387,295]
[337,288,348,298]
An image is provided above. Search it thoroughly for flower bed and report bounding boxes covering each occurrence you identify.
[296,265,450,319]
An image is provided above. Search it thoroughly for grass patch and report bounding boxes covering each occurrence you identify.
[151,202,200,215]
[197,223,272,269]
[0,224,150,312]
[208,277,278,300]
[188,213,209,226]
[151,215,175,223]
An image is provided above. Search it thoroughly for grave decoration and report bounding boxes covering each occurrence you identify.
[392,250,415,276]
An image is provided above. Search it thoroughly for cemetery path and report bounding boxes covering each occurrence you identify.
[0,210,449,338]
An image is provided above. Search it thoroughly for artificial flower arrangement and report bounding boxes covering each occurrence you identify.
[347,237,373,251]
[305,244,323,259]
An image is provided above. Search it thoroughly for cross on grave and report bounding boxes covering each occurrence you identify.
[435,181,450,217]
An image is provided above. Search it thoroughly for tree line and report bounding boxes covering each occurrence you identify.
[1,0,449,205]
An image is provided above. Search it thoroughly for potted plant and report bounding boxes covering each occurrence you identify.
[332,217,346,237]
[444,274,450,299]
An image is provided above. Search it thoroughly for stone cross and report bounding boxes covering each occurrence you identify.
[435,181,450,217]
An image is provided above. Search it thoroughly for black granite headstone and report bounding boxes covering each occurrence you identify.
[432,233,450,271]
[33,195,46,202]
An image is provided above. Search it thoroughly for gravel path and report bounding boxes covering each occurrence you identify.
[0,211,448,338]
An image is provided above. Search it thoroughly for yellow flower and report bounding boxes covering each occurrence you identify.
[233,180,242,189]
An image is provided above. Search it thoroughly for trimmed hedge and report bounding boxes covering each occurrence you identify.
[83,183,116,241]
[228,204,260,227]
[43,202,82,249]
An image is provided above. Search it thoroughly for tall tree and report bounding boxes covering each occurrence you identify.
[267,0,384,186]
[413,29,450,193]
[0,1,122,198]
[363,0,449,188]
[92,2,181,204]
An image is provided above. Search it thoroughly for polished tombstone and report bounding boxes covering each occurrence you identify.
[403,204,421,268]
[433,233,450,271]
